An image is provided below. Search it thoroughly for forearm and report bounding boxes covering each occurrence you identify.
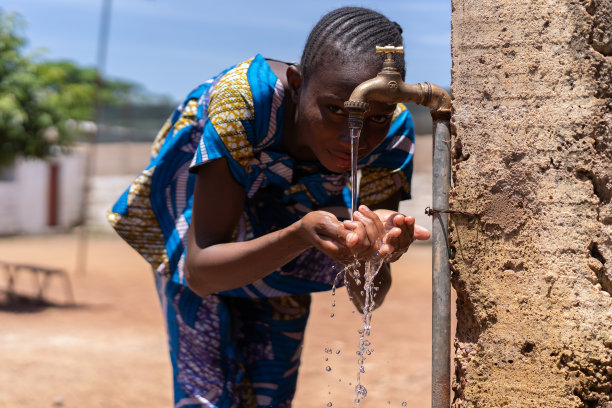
[186,222,309,297]
[346,260,392,312]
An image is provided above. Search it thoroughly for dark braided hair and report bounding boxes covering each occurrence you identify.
[300,7,405,83]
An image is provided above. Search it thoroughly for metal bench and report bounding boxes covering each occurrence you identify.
[0,261,75,306]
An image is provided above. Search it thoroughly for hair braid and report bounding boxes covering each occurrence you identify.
[300,7,405,82]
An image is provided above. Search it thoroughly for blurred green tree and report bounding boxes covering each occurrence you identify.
[0,9,164,165]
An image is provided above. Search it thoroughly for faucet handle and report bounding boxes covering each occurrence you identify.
[375,45,404,60]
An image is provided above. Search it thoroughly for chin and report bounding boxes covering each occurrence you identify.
[327,163,351,174]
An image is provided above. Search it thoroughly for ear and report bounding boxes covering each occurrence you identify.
[286,65,302,104]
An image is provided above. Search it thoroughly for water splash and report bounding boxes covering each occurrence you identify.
[330,127,391,406]
[343,252,389,406]
[354,384,367,405]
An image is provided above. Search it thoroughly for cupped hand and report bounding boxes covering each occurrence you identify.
[373,207,431,262]
[298,210,356,264]
[342,205,387,260]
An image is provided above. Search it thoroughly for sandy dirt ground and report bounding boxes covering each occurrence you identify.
[0,232,452,408]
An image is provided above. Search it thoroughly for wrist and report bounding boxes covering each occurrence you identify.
[281,220,312,252]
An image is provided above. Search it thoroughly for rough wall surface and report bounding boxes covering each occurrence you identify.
[450,0,612,406]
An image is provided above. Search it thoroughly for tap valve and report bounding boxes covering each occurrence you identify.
[375,45,404,55]
[376,45,404,72]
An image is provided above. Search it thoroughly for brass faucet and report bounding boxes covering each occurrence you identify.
[344,45,451,129]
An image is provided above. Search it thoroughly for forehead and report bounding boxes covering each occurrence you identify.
[304,60,380,99]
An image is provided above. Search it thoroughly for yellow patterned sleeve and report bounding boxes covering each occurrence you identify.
[359,168,410,207]
[205,58,256,172]
[150,99,199,159]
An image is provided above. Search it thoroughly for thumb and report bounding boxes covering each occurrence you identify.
[414,224,431,241]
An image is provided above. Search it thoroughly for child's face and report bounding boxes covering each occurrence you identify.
[294,61,396,173]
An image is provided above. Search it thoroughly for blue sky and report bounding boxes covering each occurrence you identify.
[2,0,451,103]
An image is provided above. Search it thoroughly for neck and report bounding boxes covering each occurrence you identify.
[280,95,304,160]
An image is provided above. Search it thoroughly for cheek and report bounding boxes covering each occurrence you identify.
[361,129,388,152]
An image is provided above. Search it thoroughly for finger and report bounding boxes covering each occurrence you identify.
[397,215,411,228]
[382,226,402,245]
[393,215,405,228]
[406,215,415,241]
[381,225,405,254]
[358,205,385,238]
[317,234,347,253]
[388,226,403,238]
[334,223,352,243]
[342,220,360,230]
[382,212,399,228]
[354,211,382,252]
[379,242,395,255]
[343,221,367,247]
[312,212,342,238]
[414,224,431,240]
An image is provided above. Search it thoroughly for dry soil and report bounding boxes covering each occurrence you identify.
[0,232,445,408]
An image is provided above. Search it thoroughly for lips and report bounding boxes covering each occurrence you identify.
[328,150,352,170]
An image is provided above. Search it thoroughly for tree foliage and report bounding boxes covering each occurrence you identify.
[0,9,163,165]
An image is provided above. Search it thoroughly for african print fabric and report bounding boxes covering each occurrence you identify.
[108,54,415,407]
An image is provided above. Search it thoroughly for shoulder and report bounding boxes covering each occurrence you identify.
[193,56,288,187]
[208,55,280,110]
[388,103,415,138]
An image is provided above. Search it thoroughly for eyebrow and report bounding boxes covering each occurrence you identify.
[370,105,396,115]
[319,93,344,101]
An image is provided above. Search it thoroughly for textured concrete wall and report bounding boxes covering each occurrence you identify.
[450,0,612,406]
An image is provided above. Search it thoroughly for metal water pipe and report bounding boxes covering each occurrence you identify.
[345,45,452,408]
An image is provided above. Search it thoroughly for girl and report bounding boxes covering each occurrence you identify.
[109,6,429,408]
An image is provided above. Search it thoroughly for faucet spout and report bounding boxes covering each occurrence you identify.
[344,45,451,127]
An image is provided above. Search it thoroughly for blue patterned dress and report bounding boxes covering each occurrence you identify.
[108,54,415,408]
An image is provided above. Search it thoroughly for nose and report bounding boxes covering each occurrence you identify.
[356,133,372,153]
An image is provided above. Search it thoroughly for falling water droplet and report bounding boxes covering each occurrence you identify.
[330,313,335,318]
[336,349,341,354]
[355,384,367,399]
[402,402,407,407]
[327,403,333,407]
[325,366,332,372]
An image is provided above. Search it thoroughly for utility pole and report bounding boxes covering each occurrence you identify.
[76,0,112,275]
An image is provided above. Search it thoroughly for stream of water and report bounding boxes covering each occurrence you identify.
[346,127,389,406]
[349,127,360,221]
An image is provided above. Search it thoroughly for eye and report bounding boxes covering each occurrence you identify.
[326,104,345,115]
[369,114,391,125]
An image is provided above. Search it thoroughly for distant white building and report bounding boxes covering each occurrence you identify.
[0,150,87,235]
